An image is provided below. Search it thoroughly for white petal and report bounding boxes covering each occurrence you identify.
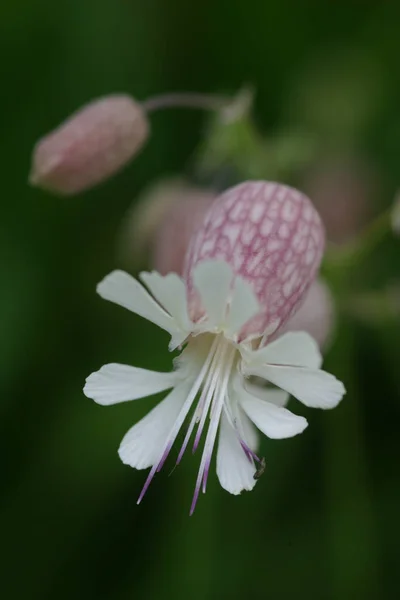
[118,381,192,469]
[240,408,259,452]
[97,270,187,347]
[139,271,192,332]
[244,331,322,369]
[216,412,257,495]
[224,276,260,338]
[84,363,180,405]
[244,379,289,407]
[193,260,233,328]
[246,364,346,409]
[239,386,308,439]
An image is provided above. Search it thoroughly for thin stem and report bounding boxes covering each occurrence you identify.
[136,336,219,505]
[325,208,391,271]
[142,92,229,113]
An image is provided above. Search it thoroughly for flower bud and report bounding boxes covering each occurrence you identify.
[303,158,376,244]
[29,95,149,195]
[282,278,335,349]
[184,181,325,341]
[152,188,215,275]
[117,179,215,270]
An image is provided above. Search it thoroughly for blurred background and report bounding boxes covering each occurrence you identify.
[1,1,400,598]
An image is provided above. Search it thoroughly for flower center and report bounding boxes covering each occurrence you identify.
[181,333,237,513]
[138,332,260,514]
[173,333,236,455]
[189,334,263,466]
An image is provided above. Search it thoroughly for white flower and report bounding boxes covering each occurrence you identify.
[84,260,345,514]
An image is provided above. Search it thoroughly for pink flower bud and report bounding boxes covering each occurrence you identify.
[116,179,215,270]
[303,158,377,244]
[184,181,325,341]
[282,278,335,349]
[29,95,149,195]
[152,188,215,275]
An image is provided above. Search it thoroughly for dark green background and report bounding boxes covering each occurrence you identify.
[1,1,400,599]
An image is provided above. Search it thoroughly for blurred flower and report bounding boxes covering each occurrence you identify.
[117,179,215,271]
[391,190,400,235]
[303,158,377,244]
[84,181,345,513]
[153,190,215,275]
[29,95,149,195]
[282,279,335,350]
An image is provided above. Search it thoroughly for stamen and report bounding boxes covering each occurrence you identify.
[240,440,261,464]
[194,350,219,424]
[222,404,260,466]
[137,335,219,505]
[175,405,199,466]
[191,399,223,511]
[201,361,233,494]
[202,458,212,494]
[190,344,236,514]
[192,339,227,453]
[156,441,173,473]
[176,337,224,465]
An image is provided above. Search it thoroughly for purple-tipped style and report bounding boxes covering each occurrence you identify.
[184,181,325,342]
[29,95,149,195]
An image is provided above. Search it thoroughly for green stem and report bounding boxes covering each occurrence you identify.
[325,209,391,273]
[142,92,229,113]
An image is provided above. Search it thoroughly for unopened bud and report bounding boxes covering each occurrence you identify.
[117,179,215,270]
[282,279,335,349]
[29,95,149,195]
[152,187,215,275]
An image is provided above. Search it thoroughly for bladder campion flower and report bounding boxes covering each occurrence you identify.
[144,182,335,348]
[84,181,345,513]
